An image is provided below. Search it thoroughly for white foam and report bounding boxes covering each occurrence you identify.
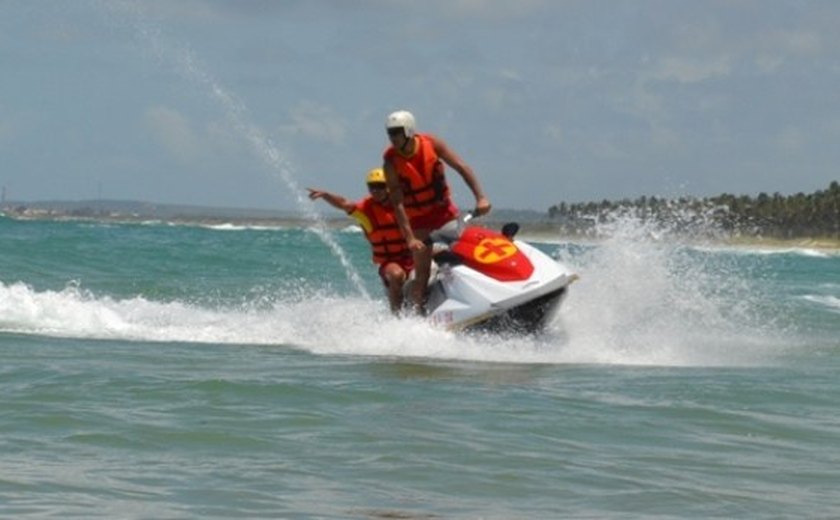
[0,265,793,368]
[693,244,836,258]
[340,225,363,234]
[202,223,284,232]
[0,280,541,362]
[543,215,797,366]
[0,207,806,367]
[801,294,840,313]
[0,280,281,344]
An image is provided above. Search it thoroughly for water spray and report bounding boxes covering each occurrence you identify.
[99,0,370,299]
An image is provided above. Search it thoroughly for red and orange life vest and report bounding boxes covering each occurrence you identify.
[350,197,409,265]
[383,133,451,219]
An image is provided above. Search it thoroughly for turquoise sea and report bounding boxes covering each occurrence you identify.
[1,214,839,519]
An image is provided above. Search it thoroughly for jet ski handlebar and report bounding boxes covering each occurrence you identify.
[428,210,477,246]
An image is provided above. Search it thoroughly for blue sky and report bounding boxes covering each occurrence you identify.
[2,0,839,213]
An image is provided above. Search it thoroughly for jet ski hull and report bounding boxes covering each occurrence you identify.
[419,216,577,335]
[425,242,576,334]
[464,286,568,335]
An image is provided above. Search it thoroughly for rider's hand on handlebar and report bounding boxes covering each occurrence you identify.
[474,197,492,216]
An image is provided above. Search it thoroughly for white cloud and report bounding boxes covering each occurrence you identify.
[775,126,806,154]
[544,123,563,144]
[751,29,822,73]
[652,55,732,84]
[143,105,201,162]
[442,0,548,19]
[754,53,784,74]
[373,0,549,20]
[775,30,822,56]
[0,116,13,142]
[482,87,509,112]
[126,0,225,23]
[282,101,347,146]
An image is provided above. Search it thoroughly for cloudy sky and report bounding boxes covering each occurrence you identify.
[2,0,839,213]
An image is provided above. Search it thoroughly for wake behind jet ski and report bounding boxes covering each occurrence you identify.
[410,213,577,334]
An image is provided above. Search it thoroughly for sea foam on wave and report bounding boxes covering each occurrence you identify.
[545,211,797,366]
[802,294,840,313]
[0,280,294,344]
[0,204,804,367]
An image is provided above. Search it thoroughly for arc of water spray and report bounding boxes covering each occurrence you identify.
[101,0,371,299]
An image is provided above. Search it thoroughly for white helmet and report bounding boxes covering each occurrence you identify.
[385,110,416,138]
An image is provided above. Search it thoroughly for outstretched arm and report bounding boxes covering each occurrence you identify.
[307,188,355,214]
[432,136,492,216]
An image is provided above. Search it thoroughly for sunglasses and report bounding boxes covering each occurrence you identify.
[367,183,387,192]
[386,127,404,137]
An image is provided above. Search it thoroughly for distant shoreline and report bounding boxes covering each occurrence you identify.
[5,209,838,252]
[519,227,840,252]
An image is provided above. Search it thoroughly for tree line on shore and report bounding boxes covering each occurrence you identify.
[547,181,840,239]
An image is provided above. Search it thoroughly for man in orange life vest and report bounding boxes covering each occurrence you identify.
[383,110,492,312]
[307,168,413,314]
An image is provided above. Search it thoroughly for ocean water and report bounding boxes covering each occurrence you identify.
[1,214,839,519]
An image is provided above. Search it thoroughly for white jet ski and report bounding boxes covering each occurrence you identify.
[416,213,577,334]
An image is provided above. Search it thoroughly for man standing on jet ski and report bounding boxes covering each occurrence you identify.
[382,110,492,313]
[307,168,414,314]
